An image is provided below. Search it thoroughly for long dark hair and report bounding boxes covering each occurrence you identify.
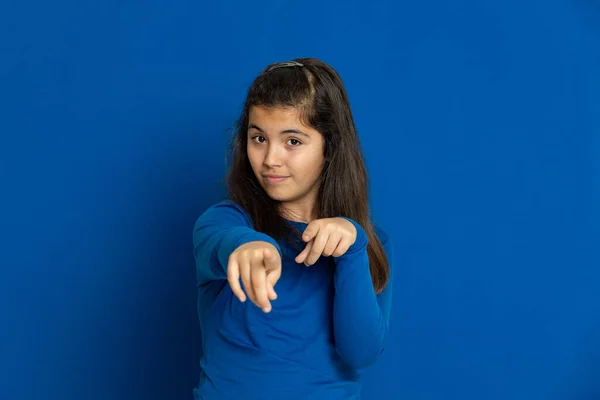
[225,58,389,293]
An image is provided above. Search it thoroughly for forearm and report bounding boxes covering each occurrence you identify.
[333,246,388,369]
[193,202,281,283]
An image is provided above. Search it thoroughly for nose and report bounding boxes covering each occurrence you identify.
[263,142,282,168]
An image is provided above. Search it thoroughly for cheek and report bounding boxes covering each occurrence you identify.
[246,146,260,167]
[292,151,324,180]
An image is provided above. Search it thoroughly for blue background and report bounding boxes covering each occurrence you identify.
[1,1,599,399]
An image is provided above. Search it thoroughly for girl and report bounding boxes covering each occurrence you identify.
[192,58,394,399]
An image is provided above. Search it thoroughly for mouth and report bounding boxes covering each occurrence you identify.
[263,175,289,184]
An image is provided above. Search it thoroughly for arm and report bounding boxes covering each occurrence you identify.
[332,220,394,370]
[192,201,281,285]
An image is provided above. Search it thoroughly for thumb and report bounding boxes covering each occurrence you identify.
[266,272,279,300]
[266,266,281,300]
[302,221,321,243]
[263,247,281,271]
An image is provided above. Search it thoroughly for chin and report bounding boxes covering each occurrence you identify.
[261,187,297,202]
[264,190,292,202]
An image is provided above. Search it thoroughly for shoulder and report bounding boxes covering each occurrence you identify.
[193,199,254,231]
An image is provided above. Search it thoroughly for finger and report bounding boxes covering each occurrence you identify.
[306,232,329,266]
[267,282,277,300]
[295,239,313,264]
[323,233,341,256]
[266,268,280,301]
[263,248,280,273]
[302,221,321,243]
[266,265,281,292]
[332,237,352,257]
[248,249,265,306]
[251,264,271,313]
[240,256,254,305]
[227,257,246,302]
[295,240,310,263]
[264,248,281,301]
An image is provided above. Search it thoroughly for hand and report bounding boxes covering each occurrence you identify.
[295,218,357,266]
[228,241,282,313]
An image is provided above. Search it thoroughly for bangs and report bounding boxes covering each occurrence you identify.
[246,66,316,124]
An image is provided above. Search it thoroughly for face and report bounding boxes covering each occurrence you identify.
[247,105,325,221]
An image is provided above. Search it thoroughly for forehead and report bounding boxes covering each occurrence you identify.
[248,105,307,129]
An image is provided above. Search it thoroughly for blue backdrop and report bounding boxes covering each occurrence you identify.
[1,1,599,399]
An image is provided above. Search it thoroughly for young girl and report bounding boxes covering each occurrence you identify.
[192,58,394,399]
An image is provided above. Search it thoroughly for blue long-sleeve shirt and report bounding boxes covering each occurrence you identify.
[192,200,394,400]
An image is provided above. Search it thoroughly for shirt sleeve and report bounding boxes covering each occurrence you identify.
[332,218,395,370]
[192,201,282,285]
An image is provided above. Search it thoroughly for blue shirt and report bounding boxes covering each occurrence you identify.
[192,200,394,399]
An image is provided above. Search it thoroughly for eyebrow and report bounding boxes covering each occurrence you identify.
[248,124,310,138]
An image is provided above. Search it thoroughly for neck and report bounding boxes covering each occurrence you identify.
[279,199,317,223]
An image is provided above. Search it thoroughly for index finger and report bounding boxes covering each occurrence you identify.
[227,257,246,302]
[251,266,271,313]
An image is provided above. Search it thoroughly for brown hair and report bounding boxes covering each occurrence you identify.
[225,58,389,293]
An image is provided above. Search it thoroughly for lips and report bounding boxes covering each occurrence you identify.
[263,174,288,184]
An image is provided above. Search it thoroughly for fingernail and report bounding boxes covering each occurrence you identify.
[262,307,271,313]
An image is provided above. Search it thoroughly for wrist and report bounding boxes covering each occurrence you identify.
[337,217,368,253]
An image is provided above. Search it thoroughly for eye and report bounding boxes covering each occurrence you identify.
[287,138,302,146]
[251,135,266,143]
